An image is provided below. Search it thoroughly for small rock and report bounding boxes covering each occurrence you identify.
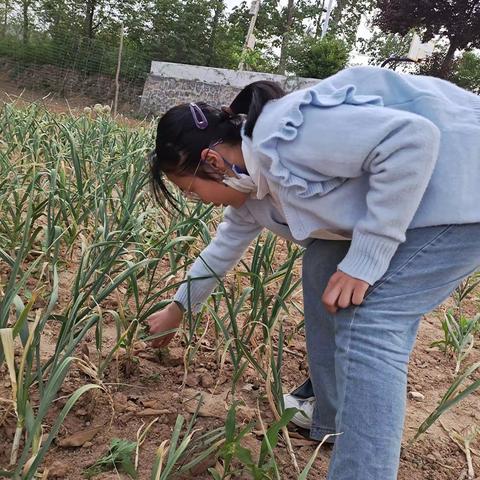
[48,460,70,478]
[185,373,199,387]
[163,347,184,367]
[76,408,88,416]
[113,392,129,413]
[200,373,214,388]
[409,391,425,401]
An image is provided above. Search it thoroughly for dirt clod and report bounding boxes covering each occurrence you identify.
[200,373,214,388]
[47,460,70,478]
[58,426,102,448]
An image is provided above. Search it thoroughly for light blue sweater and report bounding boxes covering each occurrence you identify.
[175,66,480,311]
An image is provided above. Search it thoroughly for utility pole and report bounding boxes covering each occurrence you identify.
[113,24,124,117]
[238,0,261,71]
[321,0,335,39]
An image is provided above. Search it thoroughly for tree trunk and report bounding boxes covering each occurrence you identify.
[439,40,458,78]
[206,0,224,66]
[1,0,8,37]
[277,0,295,74]
[85,0,96,39]
[329,0,348,34]
[22,0,29,44]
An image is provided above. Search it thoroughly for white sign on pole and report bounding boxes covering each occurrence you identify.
[407,33,436,61]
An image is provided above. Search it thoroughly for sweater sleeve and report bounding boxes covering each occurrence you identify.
[174,205,263,312]
[276,103,441,284]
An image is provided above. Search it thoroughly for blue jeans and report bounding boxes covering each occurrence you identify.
[301,224,480,480]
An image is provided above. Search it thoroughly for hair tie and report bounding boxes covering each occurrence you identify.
[189,102,208,130]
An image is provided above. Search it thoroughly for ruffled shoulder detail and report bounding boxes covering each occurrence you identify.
[249,84,384,199]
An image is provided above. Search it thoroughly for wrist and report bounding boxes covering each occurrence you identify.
[171,300,185,317]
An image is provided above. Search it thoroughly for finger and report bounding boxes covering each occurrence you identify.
[322,283,342,314]
[352,282,369,306]
[337,283,354,309]
[326,271,342,288]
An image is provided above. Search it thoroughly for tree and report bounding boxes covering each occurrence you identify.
[329,0,375,47]
[206,0,225,66]
[291,35,349,78]
[40,0,121,40]
[20,0,35,43]
[1,0,10,36]
[277,0,295,74]
[452,51,480,93]
[375,0,480,77]
[357,28,413,65]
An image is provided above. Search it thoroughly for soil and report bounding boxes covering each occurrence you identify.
[0,81,479,480]
[0,73,148,128]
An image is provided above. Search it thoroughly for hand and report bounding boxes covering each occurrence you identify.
[321,271,370,314]
[147,302,183,348]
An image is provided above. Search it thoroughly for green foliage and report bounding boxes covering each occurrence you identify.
[358,29,413,65]
[415,361,480,440]
[150,410,224,479]
[374,0,480,77]
[290,35,349,78]
[0,103,197,477]
[431,311,480,374]
[329,0,376,48]
[431,275,480,373]
[452,51,480,94]
[210,402,297,479]
[84,438,138,479]
[0,0,364,78]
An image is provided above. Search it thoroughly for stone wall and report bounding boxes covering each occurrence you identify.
[140,61,319,116]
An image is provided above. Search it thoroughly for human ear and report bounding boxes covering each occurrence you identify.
[201,147,226,172]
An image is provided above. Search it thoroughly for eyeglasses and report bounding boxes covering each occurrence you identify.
[182,140,225,203]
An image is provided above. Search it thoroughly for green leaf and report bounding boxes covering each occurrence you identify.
[259,408,297,466]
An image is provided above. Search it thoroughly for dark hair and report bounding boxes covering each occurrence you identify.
[149,80,285,207]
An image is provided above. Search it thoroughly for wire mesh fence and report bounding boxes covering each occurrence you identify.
[0,32,150,114]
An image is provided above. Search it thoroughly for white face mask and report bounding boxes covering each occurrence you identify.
[210,145,257,197]
[222,172,258,196]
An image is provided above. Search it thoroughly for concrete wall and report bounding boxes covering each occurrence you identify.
[140,61,320,116]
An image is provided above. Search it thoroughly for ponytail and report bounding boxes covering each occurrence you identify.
[229,81,285,138]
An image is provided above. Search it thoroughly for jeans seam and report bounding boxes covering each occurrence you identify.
[334,305,358,437]
[364,225,455,300]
